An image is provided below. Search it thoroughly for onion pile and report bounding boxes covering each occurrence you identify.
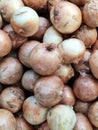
[0,0,98,129]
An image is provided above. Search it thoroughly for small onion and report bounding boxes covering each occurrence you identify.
[18,40,40,68]
[74,99,90,114]
[73,113,93,130]
[0,57,23,85]
[0,15,3,28]
[22,69,40,92]
[22,0,48,10]
[30,43,63,75]
[34,75,64,107]
[3,24,27,49]
[0,86,25,113]
[50,1,82,34]
[73,50,91,75]
[61,85,75,106]
[73,74,98,102]
[72,24,97,48]
[11,6,39,37]
[88,101,98,127]
[0,30,12,57]
[32,17,50,40]
[0,0,24,22]
[16,117,33,130]
[47,105,76,130]
[89,50,98,79]
[54,64,74,83]
[23,96,48,125]
[58,38,86,64]
[43,26,63,45]
[0,109,16,130]
[83,0,98,28]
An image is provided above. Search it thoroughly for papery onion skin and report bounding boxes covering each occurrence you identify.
[50,1,82,34]
[11,6,39,37]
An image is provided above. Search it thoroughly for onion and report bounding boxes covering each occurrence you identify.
[43,26,63,45]
[0,15,3,28]
[73,113,93,130]
[16,117,33,130]
[3,24,27,49]
[22,69,40,92]
[68,0,89,5]
[11,6,39,37]
[73,50,91,75]
[38,122,50,130]
[47,105,76,130]
[0,30,12,57]
[0,57,23,85]
[32,17,50,40]
[88,101,98,127]
[30,43,63,75]
[92,39,98,50]
[34,75,64,107]
[0,0,24,22]
[22,0,48,10]
[60,85,75,106]
[18,40,40,68]
[72,24,97,48]
[89,50,98,79]
[50,1,82,34]
[23,96,48,125]
[0,109,16,130]
[0,86,25,113]
[83,0,98,28]
[74,99,90,114]
[73,74,98,102]
[58,38,86,64]
[54,64,74,83]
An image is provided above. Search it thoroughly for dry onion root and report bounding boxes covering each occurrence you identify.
[0,0,24,22]
[50,1,82,34]
[11,6,39,37]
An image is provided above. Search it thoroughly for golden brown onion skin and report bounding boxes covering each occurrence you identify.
[0,109,16,130]
[30,43,63,75]
[88,101,98,127]
[22,70,40,92]
[92,39,98,51]
[83,0,98,28]
[23,96,48,125]
[0,87,25,113]
[34,75,64,107]
[89,50,98,79]
[18,40,40,68]
[73,74,98,102]
[0,15,3,28]
[72,25,97,48]
[0,57,23,85]
[0,30,12,57]
[23,0,47,10]
[3,24,27,49]
[73,113,93,130]
[50,1,82,34]
[16,117,33,130]
[61,85,75,106]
